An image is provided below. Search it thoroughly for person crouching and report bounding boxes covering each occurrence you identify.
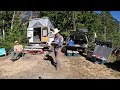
[10,41,23,62]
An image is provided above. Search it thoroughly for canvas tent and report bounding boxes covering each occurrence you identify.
[27,17,55,45]
[28,17,55,29]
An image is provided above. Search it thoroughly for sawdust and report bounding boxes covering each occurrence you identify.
[0,52,120,79]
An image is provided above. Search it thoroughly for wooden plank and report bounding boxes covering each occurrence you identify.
[23,49,42,51]
[41,37,49,42]
[25,46,44,49]
[28,41,45,44]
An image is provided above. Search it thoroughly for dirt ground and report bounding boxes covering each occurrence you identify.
[0,51,120,79]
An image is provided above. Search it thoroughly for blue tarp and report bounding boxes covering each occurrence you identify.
[68,40,74,46]
[21,11,33,23]
[27,11,32,17]
[0,48,6,56]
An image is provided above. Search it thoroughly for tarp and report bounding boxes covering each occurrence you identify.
[28,17,55,30]
[0,48,6,56]
[93,45,113,59]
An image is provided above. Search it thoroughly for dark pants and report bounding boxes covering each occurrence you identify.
[54,48,61,67]
[11,51,22,60]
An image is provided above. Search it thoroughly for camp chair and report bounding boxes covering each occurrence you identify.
[0,48,6,57]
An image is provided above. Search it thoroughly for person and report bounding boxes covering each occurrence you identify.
[52,28,63,68]
[68,37,74,46]
[10,41,23,62]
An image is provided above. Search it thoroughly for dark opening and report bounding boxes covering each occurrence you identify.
[33,27,41,42]
[70,34,88,45]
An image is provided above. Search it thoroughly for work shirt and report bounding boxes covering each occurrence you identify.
[14,44,23,52]
[54,35,63,52]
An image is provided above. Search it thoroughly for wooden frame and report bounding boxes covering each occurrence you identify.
[41,26,49,42]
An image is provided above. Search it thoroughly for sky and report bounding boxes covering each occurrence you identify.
[111,11,120,22]
[95,11,120,22]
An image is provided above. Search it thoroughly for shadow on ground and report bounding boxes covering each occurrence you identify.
[80,52,120,72]
[79,52,94,63]
[44,55,56,68]
[61,46,120,72]
[104,61,120,72]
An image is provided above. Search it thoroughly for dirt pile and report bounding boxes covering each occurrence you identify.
[0,52,120,79]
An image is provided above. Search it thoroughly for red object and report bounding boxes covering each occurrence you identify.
[96,54,100,58]
[29,50,36,55]
[40,49,44,54]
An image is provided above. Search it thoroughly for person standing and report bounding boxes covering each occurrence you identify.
[52,28,63,68]
[10,41,23,62]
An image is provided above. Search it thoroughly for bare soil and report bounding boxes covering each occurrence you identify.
[0,51,120,79]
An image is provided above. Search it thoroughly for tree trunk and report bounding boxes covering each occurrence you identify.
[73,11,76,31]
[3,20,5,41]
[104,25,106,40]
[11,11,16,30]
[103,12,106,41]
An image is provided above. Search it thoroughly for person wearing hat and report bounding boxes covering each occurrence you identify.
[51,28,63,68]
[10,40,23,62]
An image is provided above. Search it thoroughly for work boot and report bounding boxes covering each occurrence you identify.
[54,62,57,70]
[10,59,14,62]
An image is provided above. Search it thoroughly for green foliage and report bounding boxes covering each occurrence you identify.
[0,11,28,51]
[60,31,69,36]
[0,11,120,51]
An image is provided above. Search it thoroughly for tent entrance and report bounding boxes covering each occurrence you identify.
[33,27,41,42]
